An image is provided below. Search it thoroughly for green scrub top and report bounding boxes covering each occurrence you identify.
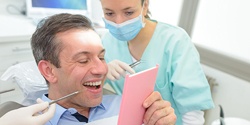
[102,21,214,124]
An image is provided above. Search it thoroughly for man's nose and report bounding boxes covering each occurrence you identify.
[90,59,107,75]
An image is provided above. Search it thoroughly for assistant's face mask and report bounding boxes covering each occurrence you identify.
[103,6,145,41]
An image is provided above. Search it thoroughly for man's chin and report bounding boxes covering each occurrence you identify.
[89,97,103,107]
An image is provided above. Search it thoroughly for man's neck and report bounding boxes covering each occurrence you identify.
[47,92,91,118]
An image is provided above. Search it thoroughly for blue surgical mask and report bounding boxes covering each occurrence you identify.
[103,9,145,41]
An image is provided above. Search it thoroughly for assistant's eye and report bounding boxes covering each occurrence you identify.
[125,11,134,16]
[105,12,114,17]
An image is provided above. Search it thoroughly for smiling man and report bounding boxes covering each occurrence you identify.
[31,13,176,125]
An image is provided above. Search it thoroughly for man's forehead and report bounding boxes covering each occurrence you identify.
[57,29,102,45]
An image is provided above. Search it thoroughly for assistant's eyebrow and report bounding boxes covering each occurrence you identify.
[122,7,133,11]
[103,8,113,11]
[104,7,133,12]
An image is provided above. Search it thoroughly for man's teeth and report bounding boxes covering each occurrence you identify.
[84,81,102,86]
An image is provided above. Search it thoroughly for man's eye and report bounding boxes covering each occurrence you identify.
[99,57,105,61]
[79,60,88,64]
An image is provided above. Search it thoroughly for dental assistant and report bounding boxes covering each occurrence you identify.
[0,99,56,125]
[100,0,214,124]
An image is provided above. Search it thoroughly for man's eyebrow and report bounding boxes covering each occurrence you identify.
[100,49,105,54]
[72,49,106,59]
[72,51,89,59]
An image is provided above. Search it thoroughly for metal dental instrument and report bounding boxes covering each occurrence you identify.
[219,105,225,125]
[0,88,15,94]
[129,60,141,68]
[0,91,80,117]
[49,91,80,105]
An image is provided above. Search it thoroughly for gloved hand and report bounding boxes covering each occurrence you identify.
[107,60,135,81]
[0,98,56,125]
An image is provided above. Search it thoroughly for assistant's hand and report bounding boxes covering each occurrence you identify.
[107,60,135,81]
[0,99,56,125]
[143,91,176,125]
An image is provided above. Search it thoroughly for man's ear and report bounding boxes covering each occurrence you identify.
[38,60,58,84]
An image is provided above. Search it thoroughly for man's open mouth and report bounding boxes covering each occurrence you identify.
[83,81,101,89]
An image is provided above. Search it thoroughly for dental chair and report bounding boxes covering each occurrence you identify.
[0,101,24,117]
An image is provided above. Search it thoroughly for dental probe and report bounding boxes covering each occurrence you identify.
[49,91,80,105]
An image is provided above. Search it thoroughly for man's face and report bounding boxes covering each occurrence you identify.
[51,29,107,108]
